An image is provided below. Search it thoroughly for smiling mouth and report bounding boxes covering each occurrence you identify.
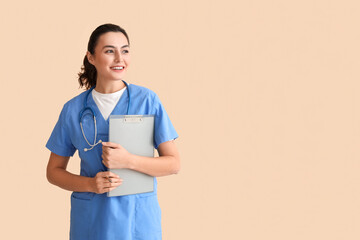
[111,66,124,70]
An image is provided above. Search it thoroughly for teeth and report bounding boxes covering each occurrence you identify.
[112,66,124,70]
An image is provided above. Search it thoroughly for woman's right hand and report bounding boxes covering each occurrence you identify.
[90,171,123,194]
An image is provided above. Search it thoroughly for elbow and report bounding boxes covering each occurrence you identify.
[172,156,181,175]
[171,168,180,175]
[46,165,58,185]
[46,167,54,184]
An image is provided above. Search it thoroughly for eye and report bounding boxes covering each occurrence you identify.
[122,49,129,54]
[105,49,114,53]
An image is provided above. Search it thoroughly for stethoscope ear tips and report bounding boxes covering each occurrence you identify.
[84,148,88,152]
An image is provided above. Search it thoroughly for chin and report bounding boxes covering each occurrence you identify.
[110,78,125,82]
[109,74,125,80]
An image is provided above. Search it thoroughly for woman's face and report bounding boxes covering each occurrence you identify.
[87,32,131,83]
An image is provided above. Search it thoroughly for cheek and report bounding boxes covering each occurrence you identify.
[125,57,131,66]
[95,55,111,65]
[100,57,112,66]
[95,61,111,73]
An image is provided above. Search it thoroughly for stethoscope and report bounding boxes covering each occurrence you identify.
[79,80,131,152]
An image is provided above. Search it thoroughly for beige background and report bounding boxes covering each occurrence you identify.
[1,0,360,239]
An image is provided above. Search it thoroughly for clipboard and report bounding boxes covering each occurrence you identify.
[107,115,155,197]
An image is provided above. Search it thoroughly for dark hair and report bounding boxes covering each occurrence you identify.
[78,23,130,90]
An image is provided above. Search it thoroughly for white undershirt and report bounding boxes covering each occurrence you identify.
[92,87,127,120]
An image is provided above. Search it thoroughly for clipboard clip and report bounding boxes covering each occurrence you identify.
[124,117,143,123]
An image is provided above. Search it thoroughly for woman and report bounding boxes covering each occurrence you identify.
[46,23,180,240]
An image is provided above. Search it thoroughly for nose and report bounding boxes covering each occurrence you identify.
[114,50,122,63]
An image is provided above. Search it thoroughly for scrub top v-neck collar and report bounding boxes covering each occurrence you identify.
[87,84,130,127]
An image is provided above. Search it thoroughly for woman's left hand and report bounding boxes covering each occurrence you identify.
[101,142,132,169]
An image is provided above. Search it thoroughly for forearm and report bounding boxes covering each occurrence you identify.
[102,140,181,177]
[128,154,180,177]
[47,167,94,192]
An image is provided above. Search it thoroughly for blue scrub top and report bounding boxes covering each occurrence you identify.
[46,84,178,240]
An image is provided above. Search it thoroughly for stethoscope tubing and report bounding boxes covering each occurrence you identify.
[79,80,130,151]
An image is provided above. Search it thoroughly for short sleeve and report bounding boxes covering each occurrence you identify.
[153,93,179,149]
[46,103,76,157]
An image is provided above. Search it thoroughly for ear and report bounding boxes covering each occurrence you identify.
[86,51,95,65]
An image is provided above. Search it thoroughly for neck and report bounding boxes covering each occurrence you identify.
[94,79,126,94]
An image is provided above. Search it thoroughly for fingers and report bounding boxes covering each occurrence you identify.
[102,146,111,155]
[97,171,121,181]
[102,143,114,157]
[106,171,120,178]
[102,159,108,167]
[102,180,123,188]
[107,186,120,192]
[96,171,118,178]
[101,151,110,166]
[93,171,123,194]
[101,158,116,168]
[102,179,123,193]
[102,141,121,151]
[97,182,122,194]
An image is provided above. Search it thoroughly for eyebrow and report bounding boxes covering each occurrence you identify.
[102,44,130,49]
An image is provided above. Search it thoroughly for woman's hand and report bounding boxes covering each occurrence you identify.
[90,171,123,194]
[101,142,132,169]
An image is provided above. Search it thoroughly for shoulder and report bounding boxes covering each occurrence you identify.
[61,90,89,114]
[129,83,158,102]
[129,83,157,97]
